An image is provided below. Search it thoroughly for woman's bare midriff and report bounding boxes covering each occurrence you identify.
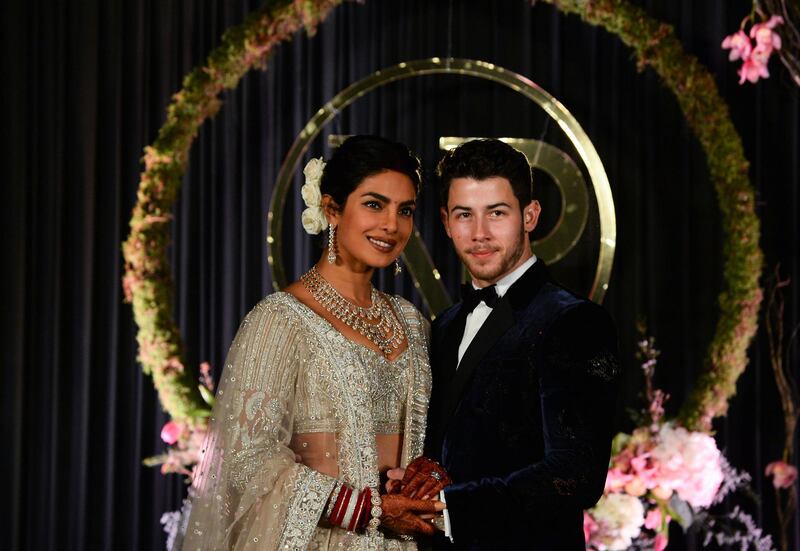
[290,432,404,479]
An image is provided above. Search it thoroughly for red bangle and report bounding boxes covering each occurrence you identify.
[330,485,350,526]
[348,488,368,532]
[332,486,352,527]
[358,488,372,531]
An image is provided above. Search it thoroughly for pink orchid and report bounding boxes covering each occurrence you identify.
[160,420,183,445]
[765,460,798,489]
[738,57,770,84]
[751,43,773,65]
[722,30,752,61]
[654,533,669,551]
[750,15,784,50]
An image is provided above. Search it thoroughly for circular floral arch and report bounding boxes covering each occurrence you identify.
[122,0,762,432]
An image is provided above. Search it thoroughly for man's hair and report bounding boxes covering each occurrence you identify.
[436,139,533,210]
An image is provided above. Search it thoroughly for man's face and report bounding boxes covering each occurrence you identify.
[441,176,541,287]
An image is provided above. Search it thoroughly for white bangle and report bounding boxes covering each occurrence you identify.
[340,488,358,530]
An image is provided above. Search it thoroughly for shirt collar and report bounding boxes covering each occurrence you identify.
[472,255,537,298]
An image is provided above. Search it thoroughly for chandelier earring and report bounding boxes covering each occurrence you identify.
[394,257,402,276]
[327,224,337,264]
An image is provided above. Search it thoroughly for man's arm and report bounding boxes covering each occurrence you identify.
[442,303,621,539]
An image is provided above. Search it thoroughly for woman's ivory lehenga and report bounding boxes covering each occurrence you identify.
[177,292,431,551]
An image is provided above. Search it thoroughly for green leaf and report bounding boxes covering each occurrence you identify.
[199,384,216,407]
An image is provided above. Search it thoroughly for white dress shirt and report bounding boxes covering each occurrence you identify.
[441,255,538,541]
[457,255,538,366]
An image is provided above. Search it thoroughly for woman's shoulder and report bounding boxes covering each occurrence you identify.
[241,292,308,327]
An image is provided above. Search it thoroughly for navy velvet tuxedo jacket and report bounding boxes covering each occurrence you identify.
[424,261,621,550]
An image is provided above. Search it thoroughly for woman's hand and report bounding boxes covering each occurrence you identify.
[379,493,445,536]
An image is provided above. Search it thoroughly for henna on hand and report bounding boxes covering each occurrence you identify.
[401,456,452,499]
[379,493,443,536]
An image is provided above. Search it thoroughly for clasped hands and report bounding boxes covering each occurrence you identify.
[380,456,452,537]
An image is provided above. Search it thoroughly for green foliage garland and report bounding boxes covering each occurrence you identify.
[122,0,342,422]
[123,0,763,433]
[542,0,763,431]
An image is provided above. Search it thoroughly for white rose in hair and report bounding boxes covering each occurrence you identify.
[303,157,325,183]
[301,181,322,208]
[301,206,328,235]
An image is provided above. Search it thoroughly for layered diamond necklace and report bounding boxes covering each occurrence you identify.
[301,265,405,356]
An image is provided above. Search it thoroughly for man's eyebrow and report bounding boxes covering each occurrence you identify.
[486,202,512,210]
[450,205,472,211]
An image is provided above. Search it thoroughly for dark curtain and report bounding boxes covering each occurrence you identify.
[2,0,798,549]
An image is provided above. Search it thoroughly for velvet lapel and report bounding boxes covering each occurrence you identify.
[441,261,550,428]
[442,298,513,422]
[440,307,468,380]
[430,306,468,435]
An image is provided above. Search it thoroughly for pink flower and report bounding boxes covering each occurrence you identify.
[750,15,784,50]
[605,467,634,493]
[750,44,773,65]
[738,57,770,84]
[649,425,724,508]
[644,508,662,530]
[630,453,660,488]
[765,460,798,489]
[160,420,183,445]
[654,533,669,551]
[583,511,598,543]
[722,30,752,61]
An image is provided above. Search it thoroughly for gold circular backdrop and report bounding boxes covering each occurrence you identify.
[267,58,616,313]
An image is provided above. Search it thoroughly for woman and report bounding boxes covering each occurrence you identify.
[178,136,445,550]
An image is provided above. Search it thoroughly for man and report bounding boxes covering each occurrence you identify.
[395,139,621,549]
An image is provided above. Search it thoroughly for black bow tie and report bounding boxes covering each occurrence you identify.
[460,284,499,313]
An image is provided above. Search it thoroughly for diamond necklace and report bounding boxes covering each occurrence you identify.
[301,265,405,356]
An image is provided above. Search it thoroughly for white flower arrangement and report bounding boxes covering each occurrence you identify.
[300,157,328,235]
[590,493,645,550]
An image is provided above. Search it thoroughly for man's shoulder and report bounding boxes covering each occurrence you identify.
[519,279,588,319]
[513,281,615,343]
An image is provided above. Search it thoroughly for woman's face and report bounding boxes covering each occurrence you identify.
[326,170,417,272]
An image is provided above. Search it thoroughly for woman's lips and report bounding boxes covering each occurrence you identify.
[367,236,396,253]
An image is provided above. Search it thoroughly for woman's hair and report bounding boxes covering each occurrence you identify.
[320,135,422,207]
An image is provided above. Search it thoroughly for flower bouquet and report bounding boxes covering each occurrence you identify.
[584,336,774,550]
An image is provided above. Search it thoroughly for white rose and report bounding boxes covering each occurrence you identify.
[301,181,322,208]
[303,157,325,183]
[301,206,328,235]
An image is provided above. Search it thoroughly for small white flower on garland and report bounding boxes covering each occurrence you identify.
[301,157,328,234]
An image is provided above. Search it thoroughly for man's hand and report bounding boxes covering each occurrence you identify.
[401,456,452,499]
[380,493,445,536]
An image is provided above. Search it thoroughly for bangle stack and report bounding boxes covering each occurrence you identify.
[326,483,379,533]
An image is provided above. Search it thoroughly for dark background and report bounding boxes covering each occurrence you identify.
[1,0,798,549]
